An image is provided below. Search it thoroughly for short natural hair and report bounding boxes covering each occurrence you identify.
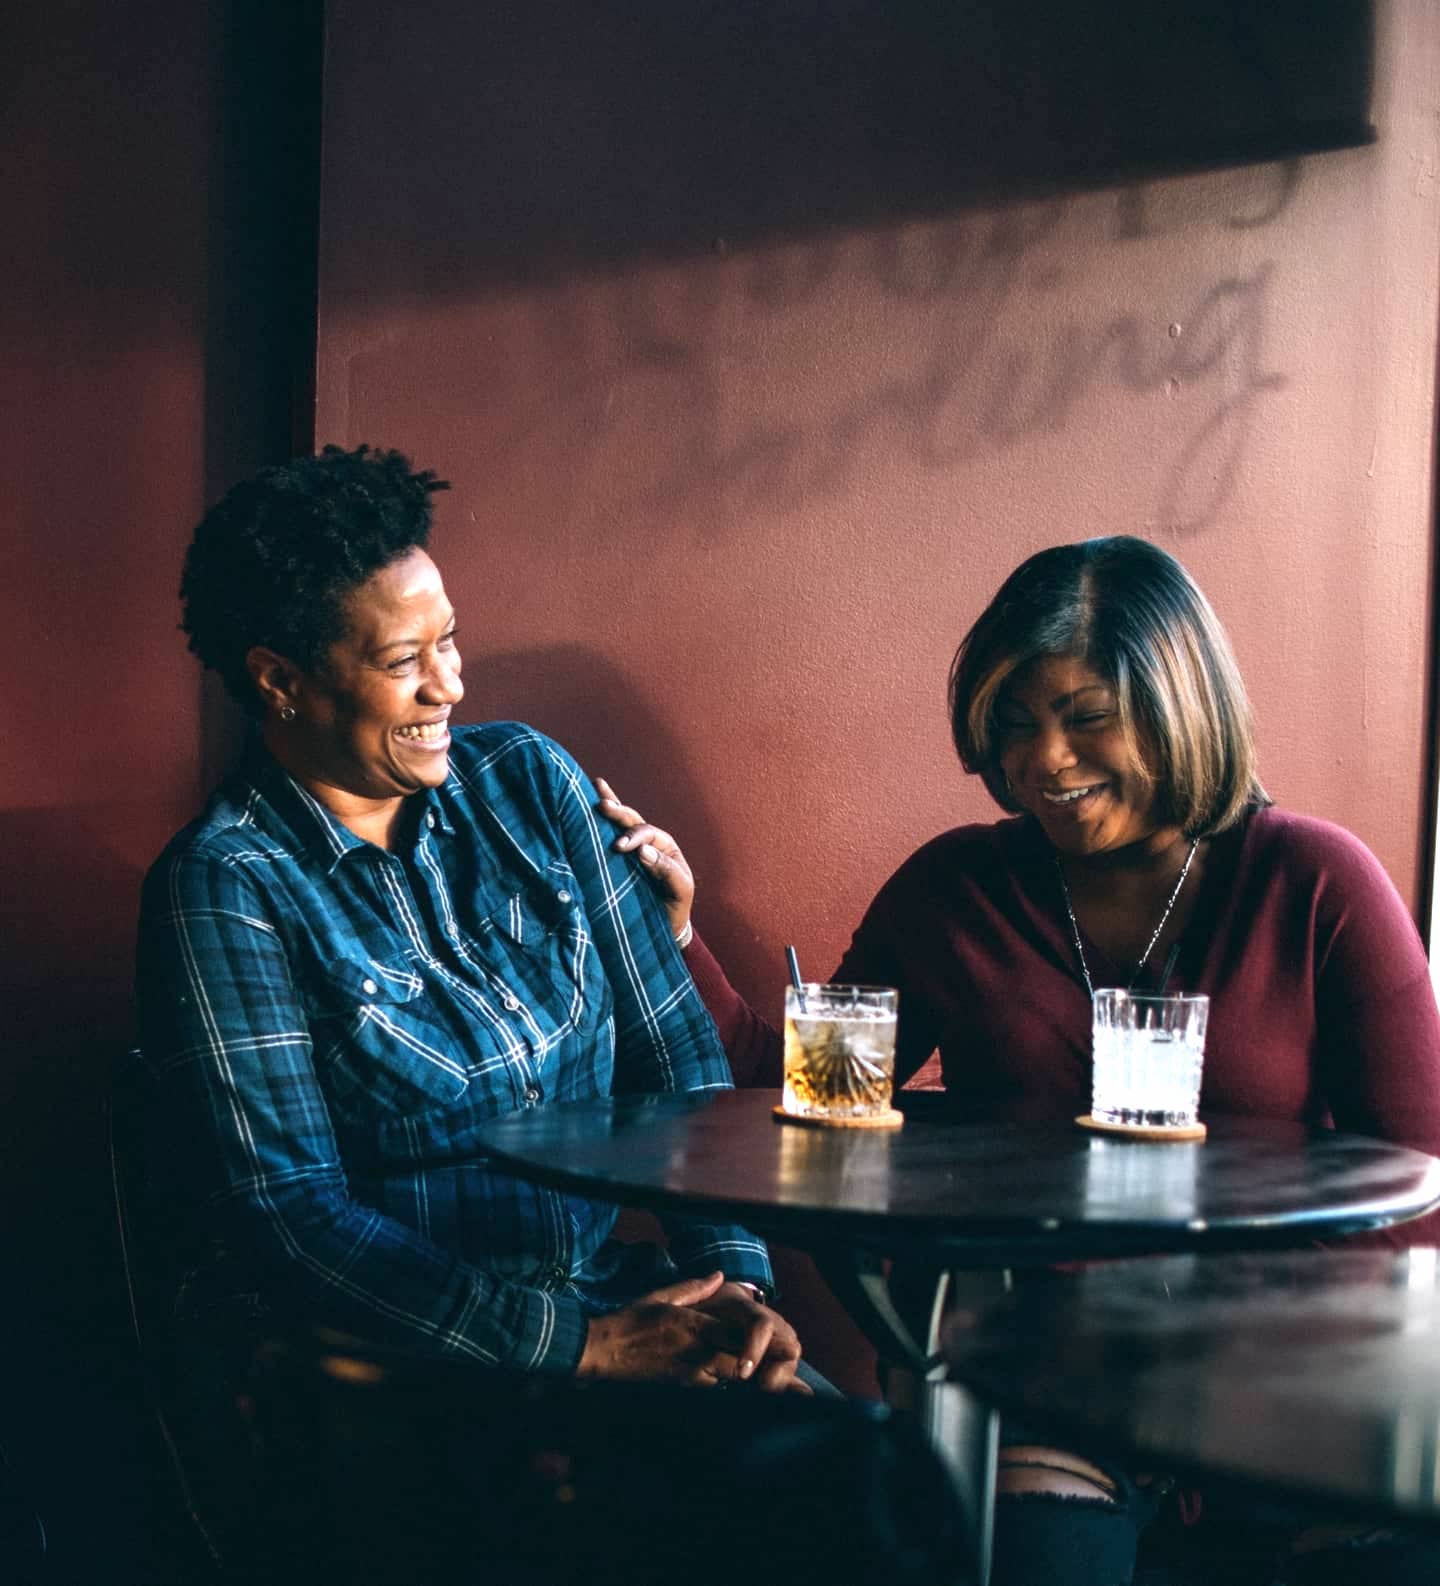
[948,537,1268,837]
[180,444,449,713]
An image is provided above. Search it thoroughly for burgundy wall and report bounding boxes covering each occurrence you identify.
[2,1,209,1084]
[319,6,1439,985]
[317,2,1440,1388]
[1,3,213,1570]
[2,3,315,1573]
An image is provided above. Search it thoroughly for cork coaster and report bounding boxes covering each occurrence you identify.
[1075,1113,1207,1143]
[773,1105,905,1130]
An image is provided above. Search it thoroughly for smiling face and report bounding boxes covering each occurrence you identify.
[260,548,464,829]
[995,654,1171,860]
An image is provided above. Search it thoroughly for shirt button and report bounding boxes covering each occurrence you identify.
[524,1086,541,1104]
[548,1264,567,1285]
[555,888,573,905]
[425,811,436,829]
[503,994,520,1012]
[361,978,378,996]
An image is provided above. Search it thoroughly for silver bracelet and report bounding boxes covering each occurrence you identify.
[674,920,694,950]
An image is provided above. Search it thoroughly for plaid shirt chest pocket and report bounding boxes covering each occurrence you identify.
[466,863,611,1042]
[307,952,473,1116]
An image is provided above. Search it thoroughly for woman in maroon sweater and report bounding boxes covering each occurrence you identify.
[599,536,1440,1586]
[676,800,1440,1151]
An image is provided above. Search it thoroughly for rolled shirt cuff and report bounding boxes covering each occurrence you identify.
[514,1288,590,1376]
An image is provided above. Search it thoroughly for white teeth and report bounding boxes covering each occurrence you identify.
[397,722,446,741]
[1043,785,1096,805]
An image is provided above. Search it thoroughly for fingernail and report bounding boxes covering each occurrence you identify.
[738,1359,755,1381]
[641,844,658,862]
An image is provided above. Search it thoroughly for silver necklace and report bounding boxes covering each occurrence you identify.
[1056,840,1198,1001]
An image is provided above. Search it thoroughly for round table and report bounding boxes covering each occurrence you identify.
[475,1089,1440,1577]
[472,1089,1440,1266]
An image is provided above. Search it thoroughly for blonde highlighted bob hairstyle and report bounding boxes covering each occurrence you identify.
[948,537,1269,838]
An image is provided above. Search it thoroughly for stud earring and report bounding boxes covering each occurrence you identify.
[279,705,296,723]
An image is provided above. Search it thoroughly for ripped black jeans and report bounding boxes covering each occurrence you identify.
[991,1444,1165,1586]
[990,1441,1440,1586]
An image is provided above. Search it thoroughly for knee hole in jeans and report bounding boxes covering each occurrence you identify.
[999,1445,1121,1505]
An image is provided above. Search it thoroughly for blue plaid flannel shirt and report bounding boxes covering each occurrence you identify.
[135,722,771,1373]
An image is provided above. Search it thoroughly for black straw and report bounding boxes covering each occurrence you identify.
[785,945,806,1013]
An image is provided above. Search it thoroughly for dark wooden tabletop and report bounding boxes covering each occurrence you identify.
[942,1246,1440,1524]
[472,1089,1440,1264]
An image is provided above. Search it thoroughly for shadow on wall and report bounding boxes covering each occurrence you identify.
[472,643,780,1013]
[0,803,192,1582]
[0,806,148,1132]
[471,642,897,1035]
[374,188,1296,546]
[323,0,1373,297]
[0,800,156,1264]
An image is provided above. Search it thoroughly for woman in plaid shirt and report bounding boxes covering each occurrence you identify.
[136,445,809,1396]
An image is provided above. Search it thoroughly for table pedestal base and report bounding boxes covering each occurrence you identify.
[819,1251,1002,1585]
[885,1366,997,1585]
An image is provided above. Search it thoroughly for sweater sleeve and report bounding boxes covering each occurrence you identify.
[681,929,783,1087]
[831,881,945,1090]
[1306,825,1440,1246]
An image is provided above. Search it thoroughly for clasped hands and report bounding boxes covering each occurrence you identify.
[578,1271,810,1393]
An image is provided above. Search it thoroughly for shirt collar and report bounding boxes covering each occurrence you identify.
[242,747,456,871]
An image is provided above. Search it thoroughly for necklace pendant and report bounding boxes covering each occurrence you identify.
[1057,840,1198,1003]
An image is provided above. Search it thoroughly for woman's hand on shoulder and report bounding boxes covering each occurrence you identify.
[594,777,694,941]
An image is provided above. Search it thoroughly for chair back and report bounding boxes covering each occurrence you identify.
[109,1050,253,1573]
[110,1052,171,1379]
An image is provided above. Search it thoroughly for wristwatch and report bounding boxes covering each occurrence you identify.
[732,1281,767,1305]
